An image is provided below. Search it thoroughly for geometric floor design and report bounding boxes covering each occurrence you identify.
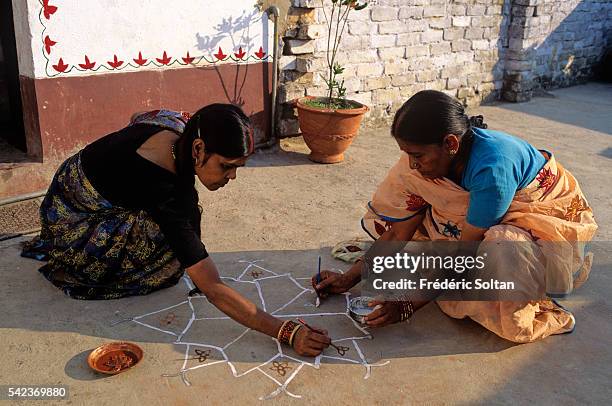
[112,260,389,400]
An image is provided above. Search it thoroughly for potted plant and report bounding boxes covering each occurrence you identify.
[296,0,369,164]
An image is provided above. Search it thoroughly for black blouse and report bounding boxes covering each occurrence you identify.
[81,123,208,268]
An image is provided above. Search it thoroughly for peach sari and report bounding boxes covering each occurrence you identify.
[362,153,597,343]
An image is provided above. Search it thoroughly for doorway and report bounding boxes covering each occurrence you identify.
[0,0,26,161]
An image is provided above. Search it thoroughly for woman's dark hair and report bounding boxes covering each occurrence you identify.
[175,103,253,181]
[391,90,487,163]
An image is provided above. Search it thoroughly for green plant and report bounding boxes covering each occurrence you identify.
[319,0,368,108]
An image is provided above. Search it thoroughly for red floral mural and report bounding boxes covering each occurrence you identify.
[39,2,271,76]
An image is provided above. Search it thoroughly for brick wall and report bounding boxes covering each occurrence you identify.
[504,0,612,101]
[278,0,612,136]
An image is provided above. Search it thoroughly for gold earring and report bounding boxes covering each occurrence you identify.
[449,150,457,156]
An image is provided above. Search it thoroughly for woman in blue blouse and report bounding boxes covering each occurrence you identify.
[314,90,597,342]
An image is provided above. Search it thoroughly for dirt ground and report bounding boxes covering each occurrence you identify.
[1,82,611,405]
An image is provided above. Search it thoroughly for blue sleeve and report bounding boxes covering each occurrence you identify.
[466,159,519,229]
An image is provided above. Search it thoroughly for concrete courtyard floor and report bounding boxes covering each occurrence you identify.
[1,82,611,405]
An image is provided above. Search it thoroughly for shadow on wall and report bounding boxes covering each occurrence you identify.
[195,9,261,108]
[194,9,272,140]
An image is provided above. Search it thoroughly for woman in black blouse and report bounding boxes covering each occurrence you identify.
[22,105,330,356]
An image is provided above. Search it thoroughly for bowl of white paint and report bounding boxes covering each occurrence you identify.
[348,296,376,325]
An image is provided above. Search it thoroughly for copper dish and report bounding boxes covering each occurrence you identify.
[87,342,143,375]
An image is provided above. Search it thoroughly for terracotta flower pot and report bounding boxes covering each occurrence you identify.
[296,96,369,164]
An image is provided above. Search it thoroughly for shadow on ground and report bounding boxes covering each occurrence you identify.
[3,243,522,370]
[494,82,612,136]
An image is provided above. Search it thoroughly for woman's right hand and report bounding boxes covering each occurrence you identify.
[311,270,354,299]
[292,325,331,357]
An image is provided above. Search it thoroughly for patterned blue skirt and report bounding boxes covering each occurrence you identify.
[22,152,183,300]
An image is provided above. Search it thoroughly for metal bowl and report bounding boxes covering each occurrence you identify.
[87,342,143,375]
[348,296,376,325]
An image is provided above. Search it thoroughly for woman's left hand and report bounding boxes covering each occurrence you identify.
[364,299,401,328]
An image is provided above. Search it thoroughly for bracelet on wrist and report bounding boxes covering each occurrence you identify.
[277,320,301,346]
[397,295,415,323]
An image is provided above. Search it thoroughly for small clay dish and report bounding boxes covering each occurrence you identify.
[87,342,143,375]
[348,296,376,325]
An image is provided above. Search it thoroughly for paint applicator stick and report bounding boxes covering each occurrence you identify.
[297,318,341,352]
[315,256,322,307]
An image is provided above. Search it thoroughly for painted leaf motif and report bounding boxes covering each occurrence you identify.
[156,51,172,65]
[133,52,148,66]
[43,0,58,20]
[182,52,195,64]
[234,47,246,60]
[108,55,124,69]
[52,58,68,73]
[214,47,227,60]
[255,46,266,59]
[78,55,96,70]
[44,36,57,54]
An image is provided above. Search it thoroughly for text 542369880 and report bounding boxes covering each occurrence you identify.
[1,386,69,400]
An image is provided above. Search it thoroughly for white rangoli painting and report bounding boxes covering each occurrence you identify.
[112,260,389,400]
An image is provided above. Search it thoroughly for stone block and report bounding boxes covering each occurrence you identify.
[417,70,439,82]
[451,4,467,16]
[372,88,402,104]
[298,24,326,40]
[372,6,398,21]
[295,56,327,73]
[452,16,471,27]
[357,62,385,77]
[422,29,444,43]
[379,47,406,60]
[384,60,409,75]
[371,34,397,48]
[444,28,465,41]
[429,17,451,29]
[364,76,391,91]
[346,50,379,64]
[447,77,467,89]
[347,21,371,36]
[405,45,430,57]
[279,83,306,104]
[430,42,451,56]
[286,8,316,26]
[399,7,423,19]
[391,73,416,87]
[379,21,411,34]
[285,39,315,55]
[406,19,429,32]
[465,27,484,40]
[397,33,421,46]
[279,56,297,71]
[291,0,318,7]
[424,5,446,18]
[467,4,486,16]
[347,91,372,107]
[451,39,471,52]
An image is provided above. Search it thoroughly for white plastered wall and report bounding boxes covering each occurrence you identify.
[14,0,273,79]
